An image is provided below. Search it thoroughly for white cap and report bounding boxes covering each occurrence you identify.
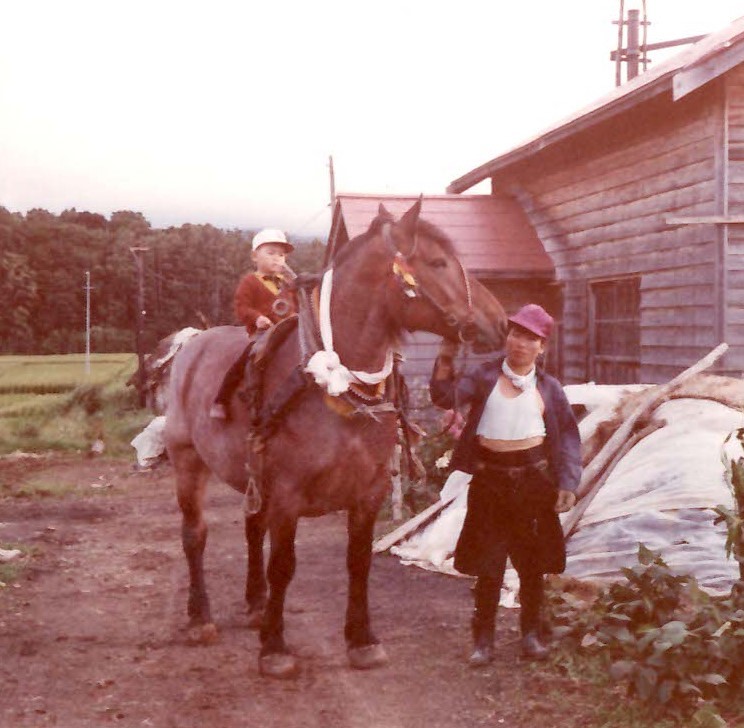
[251,228,294,252]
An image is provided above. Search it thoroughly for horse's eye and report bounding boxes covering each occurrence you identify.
[428,258,447,269]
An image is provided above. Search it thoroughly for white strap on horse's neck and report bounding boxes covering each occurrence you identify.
[304,268,394,396]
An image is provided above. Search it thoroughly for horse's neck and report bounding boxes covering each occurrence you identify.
[328,255,397,372]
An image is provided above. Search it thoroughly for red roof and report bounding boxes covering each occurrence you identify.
[329,193,553,278]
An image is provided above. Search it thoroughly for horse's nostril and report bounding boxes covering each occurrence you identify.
[459,323,478,344]
[444,313,459,328]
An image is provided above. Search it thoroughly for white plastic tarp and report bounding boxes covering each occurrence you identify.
[391,390,744,597]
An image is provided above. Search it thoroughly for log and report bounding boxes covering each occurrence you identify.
[575,342,728,501]
[563,420,666,538]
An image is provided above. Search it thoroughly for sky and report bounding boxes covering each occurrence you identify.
[1,1,743,239]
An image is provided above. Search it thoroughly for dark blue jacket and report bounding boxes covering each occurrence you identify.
[430,356,582,493]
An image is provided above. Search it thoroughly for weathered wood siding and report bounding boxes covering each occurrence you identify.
[493,89,722,383]
[726,66,744,373]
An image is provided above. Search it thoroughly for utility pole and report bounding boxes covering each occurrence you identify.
[84,271,92,376]
[129,246,149,408]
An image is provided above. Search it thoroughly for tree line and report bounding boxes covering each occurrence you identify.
[0,207,326,355]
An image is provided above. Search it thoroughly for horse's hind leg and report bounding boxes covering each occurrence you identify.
[245,511,267,628]
[258,512,298,678]
[345,504,388,670]
[173,447,217,644]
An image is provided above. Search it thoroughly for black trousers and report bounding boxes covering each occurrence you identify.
[455,444,559,635]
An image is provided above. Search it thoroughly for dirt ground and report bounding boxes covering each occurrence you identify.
[0,454,625,728]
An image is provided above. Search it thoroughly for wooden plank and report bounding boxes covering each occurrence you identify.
[642,307,715,327]
[640,327,717,347]
[372,490,463,553]
[640,264,713,289]
[545,162,716,232]
[729,270,744,287]
[533,148,715,222]
[726,184,744,206]
[524,113,713,203]
[568,257,693,284]
[727,289,744,306]
[535,198,716,255]
[642,285,714,307]
[532,179,715,242]
[640,345,725,366]
[727,162,744,184]
[665,214,744,224]
[563,241,715,274]
[727,255,744,271]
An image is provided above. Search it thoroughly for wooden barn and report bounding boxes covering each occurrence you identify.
[447,15,744,384]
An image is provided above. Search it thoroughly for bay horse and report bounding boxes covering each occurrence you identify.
[164,199,506,678]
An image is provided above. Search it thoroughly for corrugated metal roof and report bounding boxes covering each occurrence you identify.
[448,15,744,194]
[330,193,554,277]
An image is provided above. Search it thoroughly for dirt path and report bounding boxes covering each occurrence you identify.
[0,455,612,728]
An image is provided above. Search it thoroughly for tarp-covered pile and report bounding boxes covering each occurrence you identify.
[388,374,744,597]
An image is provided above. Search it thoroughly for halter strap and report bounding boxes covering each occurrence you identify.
[382,221,474,335]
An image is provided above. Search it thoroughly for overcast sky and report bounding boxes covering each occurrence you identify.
[1,1,743,238]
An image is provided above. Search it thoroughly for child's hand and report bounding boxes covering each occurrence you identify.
[256,315,272,330]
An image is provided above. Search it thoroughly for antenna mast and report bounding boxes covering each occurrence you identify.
[611,1,706,86]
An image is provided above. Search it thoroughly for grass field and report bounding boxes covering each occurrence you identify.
[0,353,151,455]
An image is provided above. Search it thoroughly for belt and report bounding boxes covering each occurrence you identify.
[474,458,549,480]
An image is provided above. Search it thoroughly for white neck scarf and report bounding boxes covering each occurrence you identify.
[304,268,393,396]
[502,359,536,391]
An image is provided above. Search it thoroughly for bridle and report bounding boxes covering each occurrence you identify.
[383,222,476,344]
[383,220,475,439]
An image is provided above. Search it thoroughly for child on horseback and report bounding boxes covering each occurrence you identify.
[209,228,296,419]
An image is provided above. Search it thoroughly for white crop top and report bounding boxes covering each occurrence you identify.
[476,380,546,440]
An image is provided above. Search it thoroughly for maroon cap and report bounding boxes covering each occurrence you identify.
[508,304,553,339]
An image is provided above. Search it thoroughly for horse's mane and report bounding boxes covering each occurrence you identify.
[331,212,457,267]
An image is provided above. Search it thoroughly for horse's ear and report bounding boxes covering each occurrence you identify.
[400,196,423,234]
[378,203,393,221]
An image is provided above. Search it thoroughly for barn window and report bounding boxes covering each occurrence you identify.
[589,277,640,384]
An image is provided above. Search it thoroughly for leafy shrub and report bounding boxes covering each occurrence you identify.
[548,545,744,724]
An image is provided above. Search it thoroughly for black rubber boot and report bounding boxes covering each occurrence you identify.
[468,612,495,668]
[518,571,549,660]
[520,631,549,661]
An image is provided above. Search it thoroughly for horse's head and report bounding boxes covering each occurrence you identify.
[380,199,506,352]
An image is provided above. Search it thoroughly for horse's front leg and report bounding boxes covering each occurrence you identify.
[345,503,388,670]
[258,511,298,678]
[245,510,267,628]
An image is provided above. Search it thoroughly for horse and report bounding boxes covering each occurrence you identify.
[164,199,507,678]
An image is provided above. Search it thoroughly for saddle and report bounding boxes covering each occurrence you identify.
[249,314,299,369]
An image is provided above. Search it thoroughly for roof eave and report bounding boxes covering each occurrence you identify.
[447,74,675,194]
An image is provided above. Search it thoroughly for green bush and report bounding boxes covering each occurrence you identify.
[549,545,744,724]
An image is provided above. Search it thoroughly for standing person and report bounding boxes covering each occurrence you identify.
[209,228,296,419]
[430,304,581,666]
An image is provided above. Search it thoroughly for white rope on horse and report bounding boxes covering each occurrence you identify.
[304,268,393,397]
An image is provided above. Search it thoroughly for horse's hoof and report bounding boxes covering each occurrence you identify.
[347,643,388,670]
[259,652,299,679]
[186,622,219,645]
[246,607,263,630]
